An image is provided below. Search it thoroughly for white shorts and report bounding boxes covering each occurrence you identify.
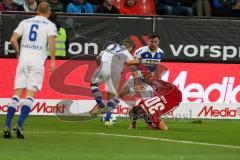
[91,62,121,94]
[14,63,44,92]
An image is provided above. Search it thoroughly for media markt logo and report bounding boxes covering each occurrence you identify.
[198,106,240,118]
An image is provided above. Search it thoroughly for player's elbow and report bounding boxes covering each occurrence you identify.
[10,33,20,45]
[10,37,17,45]
[96,57,101,66]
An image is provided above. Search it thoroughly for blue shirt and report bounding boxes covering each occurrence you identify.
[212,0,236,9]
[66,2,94,13]
[134,46,164,72]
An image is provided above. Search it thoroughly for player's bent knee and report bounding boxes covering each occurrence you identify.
[107,92,115,99]
[26,89,37,98]
[14,88,24,97]
[22,97,34,108]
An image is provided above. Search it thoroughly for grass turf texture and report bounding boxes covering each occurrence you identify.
[0,116,240,160]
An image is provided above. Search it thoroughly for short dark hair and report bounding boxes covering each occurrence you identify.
[148,33,160,40]
[120,38,135,49]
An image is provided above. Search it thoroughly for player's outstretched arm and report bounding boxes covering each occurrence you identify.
[10,32,21,58]
[126,58,140,66]
[155,64,168,80]
[48,35,56,72]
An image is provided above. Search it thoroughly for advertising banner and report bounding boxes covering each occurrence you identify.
[1,98,239,119]
[1,59,239,101]
[0,58,239,119]
[155,17,240,63]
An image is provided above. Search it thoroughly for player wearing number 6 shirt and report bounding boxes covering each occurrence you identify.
[129,64,182,130]
[3,2,57,139]
[90,39,140,126]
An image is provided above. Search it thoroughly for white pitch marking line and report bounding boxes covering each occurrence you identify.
[28,131,240,150]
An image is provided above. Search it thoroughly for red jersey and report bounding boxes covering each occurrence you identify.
[134,63,182,126]
[136,83,182,125]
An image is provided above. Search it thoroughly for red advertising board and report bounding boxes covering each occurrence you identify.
[0,59,239,103]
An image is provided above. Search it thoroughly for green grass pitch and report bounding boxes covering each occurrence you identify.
[0,116,240,160]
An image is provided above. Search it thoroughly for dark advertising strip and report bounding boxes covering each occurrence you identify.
[1,13,240,63]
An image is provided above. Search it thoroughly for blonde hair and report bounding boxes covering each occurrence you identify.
[37,2,50,14]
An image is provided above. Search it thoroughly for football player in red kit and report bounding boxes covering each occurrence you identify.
[129,64,182,130]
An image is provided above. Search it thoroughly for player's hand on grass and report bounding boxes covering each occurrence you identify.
[128,121,137,129]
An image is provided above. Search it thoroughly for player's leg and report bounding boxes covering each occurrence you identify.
[3,89,23,138]
[14,66,43,139]
[14,89,36,139]
[103,71,121,126]
[16,90,35,128]
[90,65,104,107]
[90,83,105,108]
[3,64,26,138]
[90,63,110,115]
[104,78,143,126]
[90,82,107,116]
[4,89,23,129]
[104,92,116,122]
[112,78,133,110]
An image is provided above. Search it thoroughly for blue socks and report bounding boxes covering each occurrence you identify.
[17,105,31,128]
[91,84,104,107]
[5,96,19,128]
[105,100,115,121]
[5,107,17,128]
[105,97,120,121]
[17,97,34,128]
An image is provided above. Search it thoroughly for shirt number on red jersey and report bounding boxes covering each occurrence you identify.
[143,96,165,115]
